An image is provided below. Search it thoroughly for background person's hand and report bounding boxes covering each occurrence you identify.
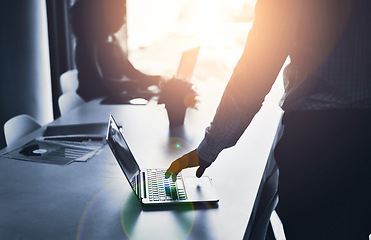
[165,149,212,181]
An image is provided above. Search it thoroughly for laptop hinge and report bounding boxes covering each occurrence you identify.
[141,171,147,199]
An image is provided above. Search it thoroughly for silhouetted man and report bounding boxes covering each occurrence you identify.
[166,0,371,238]
[70,0,162,101]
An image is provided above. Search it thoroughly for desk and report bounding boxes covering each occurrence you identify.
[0,80,283,240]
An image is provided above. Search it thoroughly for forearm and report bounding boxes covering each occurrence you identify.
[197,0,297,163]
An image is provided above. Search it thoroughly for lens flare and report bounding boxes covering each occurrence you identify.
[76,181,117,240]
[120,197,141,239]
[167,137,191,153]
[76,181,215,239]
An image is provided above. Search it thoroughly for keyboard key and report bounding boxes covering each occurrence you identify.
[146,169,187,201]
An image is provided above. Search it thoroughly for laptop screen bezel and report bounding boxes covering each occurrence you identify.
[106,115,141,199]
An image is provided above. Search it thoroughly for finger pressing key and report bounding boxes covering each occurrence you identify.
[165,150,199,181]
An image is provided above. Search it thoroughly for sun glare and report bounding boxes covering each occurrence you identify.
[125,0,255,84]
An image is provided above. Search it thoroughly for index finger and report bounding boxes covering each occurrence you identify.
[165,161,181,181]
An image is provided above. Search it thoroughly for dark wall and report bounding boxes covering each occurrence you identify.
[0,0,53,149]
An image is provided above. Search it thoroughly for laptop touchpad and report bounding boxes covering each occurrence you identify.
[183,176,219,202]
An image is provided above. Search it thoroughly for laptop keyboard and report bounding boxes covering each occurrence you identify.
[147,169,187,201]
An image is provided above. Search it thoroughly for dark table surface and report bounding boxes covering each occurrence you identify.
[0,80,283,240]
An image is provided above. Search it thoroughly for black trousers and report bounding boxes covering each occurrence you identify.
[274,110,371,239]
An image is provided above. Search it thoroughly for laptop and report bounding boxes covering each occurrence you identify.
[106,114,219,207]
[175,46,200,81]
[37,123,107,147]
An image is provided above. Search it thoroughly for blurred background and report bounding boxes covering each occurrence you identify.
[125,0,256,80]
[0,0,288,150]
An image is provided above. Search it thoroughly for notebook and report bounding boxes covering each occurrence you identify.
[106,114,219,207]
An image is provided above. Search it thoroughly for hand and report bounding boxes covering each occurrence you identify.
[165,149,212,181]
[144,75,163,87]
[137,75,163,93]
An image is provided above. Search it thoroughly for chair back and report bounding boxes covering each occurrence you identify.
[4,114,41,146]
[58,92,85,115]
[60,69,79,93]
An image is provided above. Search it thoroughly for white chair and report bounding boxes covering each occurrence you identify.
[58,92,85,115]
[60,69,79,94]
[4,114,42,146]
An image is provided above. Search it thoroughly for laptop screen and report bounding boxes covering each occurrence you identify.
[176,46,200,81]
[106,115,141,196]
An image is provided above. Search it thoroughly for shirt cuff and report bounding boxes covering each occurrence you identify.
[196,138,223,164]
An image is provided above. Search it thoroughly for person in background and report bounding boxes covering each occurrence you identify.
[70,0,163,102]
[166,0,371,238]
